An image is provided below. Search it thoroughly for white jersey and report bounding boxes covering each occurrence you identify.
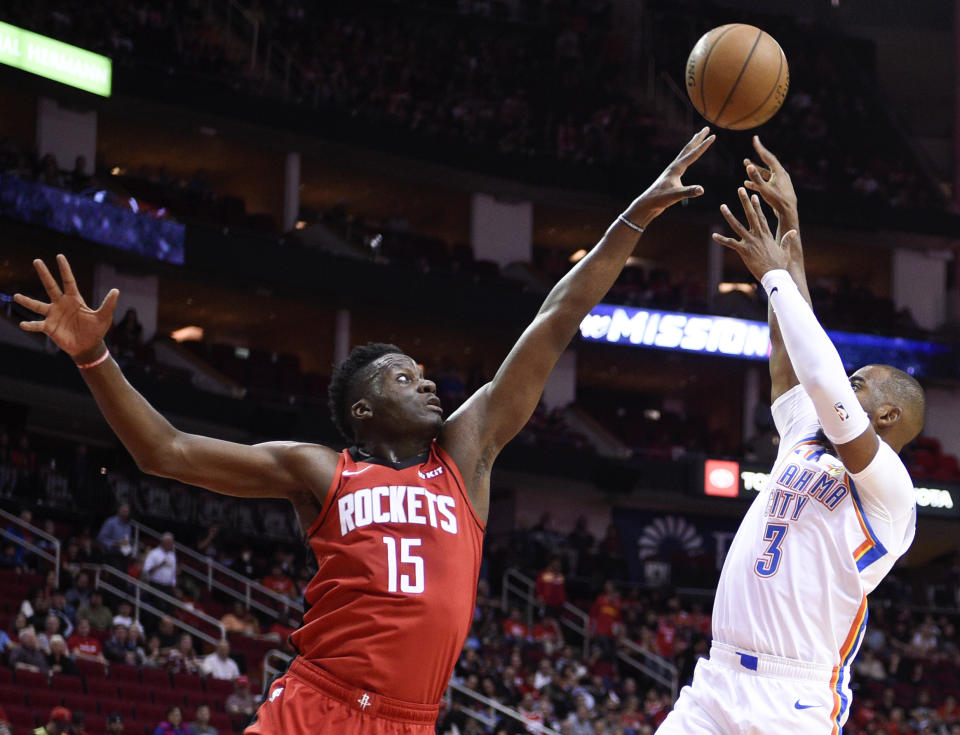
[713,385,916,670]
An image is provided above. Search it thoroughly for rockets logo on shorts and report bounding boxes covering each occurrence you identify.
[833,402,849,421]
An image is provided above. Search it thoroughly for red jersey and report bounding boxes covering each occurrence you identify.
[291,441,484,704]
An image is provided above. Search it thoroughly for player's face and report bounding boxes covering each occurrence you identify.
[848,365,886,419]
[369,354,443,436]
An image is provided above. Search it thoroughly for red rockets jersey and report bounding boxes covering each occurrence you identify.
[290,440,485,705]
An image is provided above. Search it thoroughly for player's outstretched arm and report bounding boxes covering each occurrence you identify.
[14,256,338,505]
[742,136,812,403]
[713,190,879,473]
[442,128,714,484]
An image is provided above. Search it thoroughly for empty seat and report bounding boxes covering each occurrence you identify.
[51,674,83,693]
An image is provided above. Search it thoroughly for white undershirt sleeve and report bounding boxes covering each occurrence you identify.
[761,269,870,446]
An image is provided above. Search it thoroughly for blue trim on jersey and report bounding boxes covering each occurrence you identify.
[834,606,868,734]
[736,652,758,671]
[849,478,889,572]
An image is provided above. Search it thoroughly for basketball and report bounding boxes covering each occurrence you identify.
[685,24,789,130]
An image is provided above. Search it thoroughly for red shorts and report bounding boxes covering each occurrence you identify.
[245,657,439,735]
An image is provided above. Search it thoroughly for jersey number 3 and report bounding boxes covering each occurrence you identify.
[383,536,425,594]
[755,522,788,577]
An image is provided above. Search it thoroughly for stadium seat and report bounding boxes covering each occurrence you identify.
[25,690,62,709]
[84,712,107,733]
[75,658,109,678]
[85,679,120,699]
[117,683,156,702]
[51,673,84,693]
[209,711,232,733]
[0,683,26,705]
[204,678,235,697]
[96,698,135,720]
[0,667,13,685]
[172,672,204,692]
[13,670,48,689]
[140,668,173,690]
[3,705,35,730]
[135,702,169,724]
[108,663,140,682]
[62,693,94,713]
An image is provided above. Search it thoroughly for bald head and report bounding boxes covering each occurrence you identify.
[852,364,926,451]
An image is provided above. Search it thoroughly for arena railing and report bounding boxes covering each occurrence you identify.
[446,680,562,735]
[0,506,60,580]
[88,563,226,647]
[502,568,678,697]
[130,520,303,619]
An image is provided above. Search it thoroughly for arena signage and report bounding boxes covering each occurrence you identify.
[579,303,952,378]
[0,21,112,97]
[738,467,956,514]
[579,305,770,359]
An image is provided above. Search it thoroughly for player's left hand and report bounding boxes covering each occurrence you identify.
[623,126,715,228]
[712,187,793,281]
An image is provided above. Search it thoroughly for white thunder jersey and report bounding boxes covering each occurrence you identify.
[713,385,916,671]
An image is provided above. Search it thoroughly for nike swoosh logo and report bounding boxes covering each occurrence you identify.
[342,466,373,476]
[794,701,822,710]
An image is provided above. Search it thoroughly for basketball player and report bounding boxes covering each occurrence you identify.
[15,127,715,735]
[656,138,925,735]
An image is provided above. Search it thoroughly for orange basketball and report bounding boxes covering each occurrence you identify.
[685,24,789,130]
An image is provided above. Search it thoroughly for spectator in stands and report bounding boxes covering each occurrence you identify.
[108,308,145,367]
[44,634,77,676]
[0,710,9,735]
[535,556,568,617]
[112,601,134,628]
[166,632,201,675]
[65,571,92,611]
[260,564,296,599]
[502,608,529,643]
[97,502,134,570]
[225,675,257,718]
[67,618,106,664]
[9,627,49,674]
[36,614,62,654]
[201,639,239,681]
[0,628,12,656]
[143,634,167,668]
[33,706,71,735]
[157,616,179,650]
[103,623,132,663]
[143,532,178,596]
[77,591,113,631]
[588,581,623,659]
[106,713,124,735]
[220,601,259,636]
[188,704,217,735]
[196,525,219,559]
[70,711,88,735]
[48,590,75,634]
[153,705,190,735]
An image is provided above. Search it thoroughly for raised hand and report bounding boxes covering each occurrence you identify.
[624,126,716,227]
[742,135,797,223]
[14,254,119,359]
[712,188,793,282]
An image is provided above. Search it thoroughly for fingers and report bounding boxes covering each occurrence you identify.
[711,232,741,250]
[752,135,783,172]
[33,259,63,301]
[750,194,772,237]
[19,320,46,333]
[96,288,120,320]
[781,229,800,248]
[676,129,716,169]
[56,254,79,295]
[743,159,772,182]
[737,187,760,232]
[719,202,749,239]
[13,293,50,316]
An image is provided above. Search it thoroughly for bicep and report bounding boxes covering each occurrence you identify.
[157,434,337,500]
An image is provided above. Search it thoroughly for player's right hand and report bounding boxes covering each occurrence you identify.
[743,135,797,221]
[14,254,119,359]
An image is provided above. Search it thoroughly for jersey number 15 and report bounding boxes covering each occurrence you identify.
[383,536,425,594]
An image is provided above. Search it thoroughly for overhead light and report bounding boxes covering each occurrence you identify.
[294,220,307,230]
[569,249,587,263]
[171,326,203,342]
[718,282,756,294]
[110,167,122,175]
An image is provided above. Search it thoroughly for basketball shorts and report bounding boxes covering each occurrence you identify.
[656,642,853,735]
[245,657,439,735]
